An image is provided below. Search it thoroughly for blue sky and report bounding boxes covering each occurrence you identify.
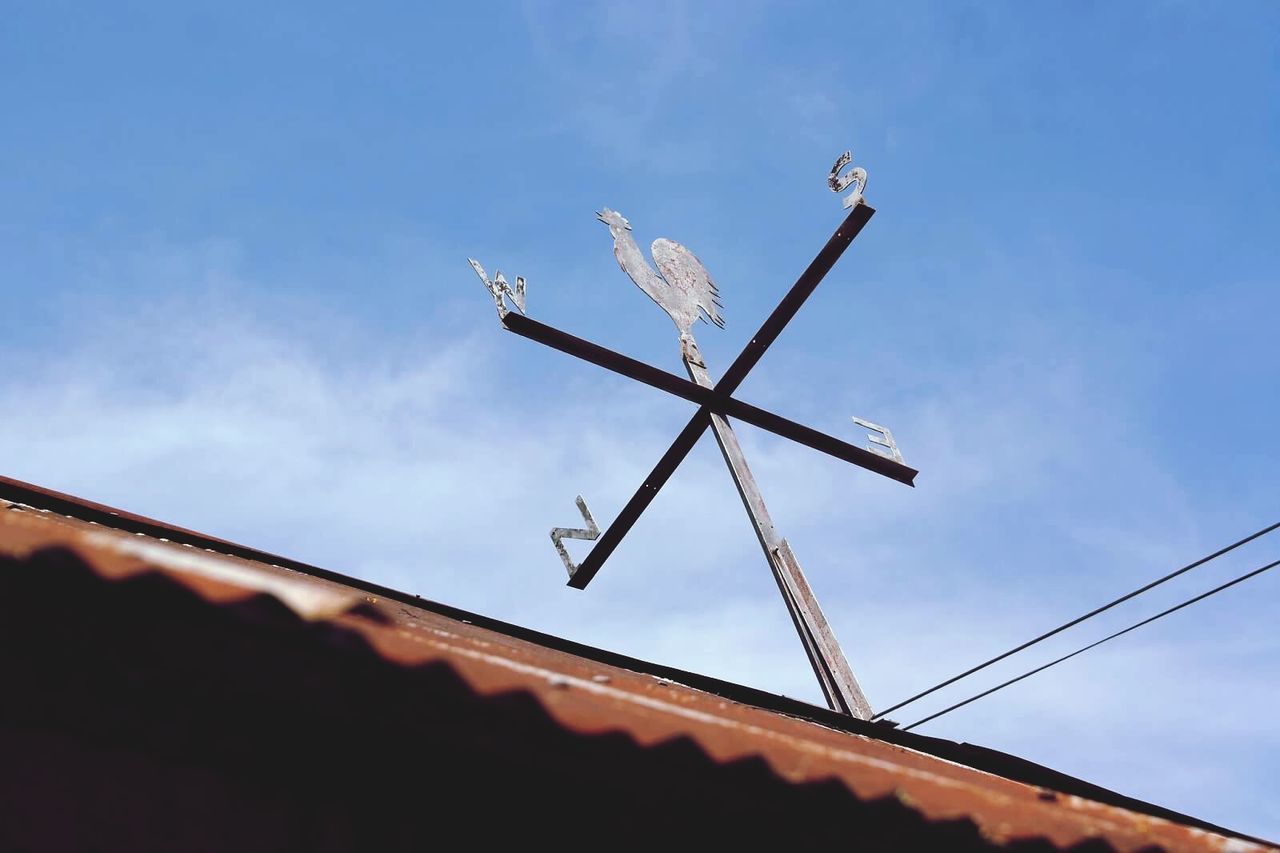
[3,0,1278,839]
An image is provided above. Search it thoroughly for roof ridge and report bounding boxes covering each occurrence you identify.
[0,474,1266,847]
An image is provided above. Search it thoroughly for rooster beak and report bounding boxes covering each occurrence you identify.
[595,209,630,230]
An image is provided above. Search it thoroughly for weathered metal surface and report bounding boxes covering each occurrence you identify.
[550,495,600,579]
[500,311,917,485]
[828,149,868,210]
[0,498,1269,852]
[468,257,526,318]
[683,335,873,719]
[852,416,905,465]
[772,538,873,718]
[596,208,724,361]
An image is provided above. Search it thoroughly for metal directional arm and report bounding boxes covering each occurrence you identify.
[567,409,709,589]
[501,311,916,486]
[717,203,874,396]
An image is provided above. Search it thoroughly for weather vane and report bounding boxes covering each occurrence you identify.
[467,150,917,720]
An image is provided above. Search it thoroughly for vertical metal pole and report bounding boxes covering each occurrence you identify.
[682,338,872,719]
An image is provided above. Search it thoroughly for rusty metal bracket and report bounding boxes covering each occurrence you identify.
[468,258,527,319]
[828,150,868,210]
[550,495,600,580]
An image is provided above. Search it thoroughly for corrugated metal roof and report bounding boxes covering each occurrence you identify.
[0,477,1271,852]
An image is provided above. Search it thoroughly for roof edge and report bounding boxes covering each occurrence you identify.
[1,474,1266,846]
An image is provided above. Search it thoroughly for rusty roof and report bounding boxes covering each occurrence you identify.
[0,475,1272,852]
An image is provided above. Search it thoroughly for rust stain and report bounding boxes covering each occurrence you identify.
[0,505,1270,853]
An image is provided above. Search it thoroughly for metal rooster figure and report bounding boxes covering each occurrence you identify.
[467,150,913,720]
[595,208,723,363]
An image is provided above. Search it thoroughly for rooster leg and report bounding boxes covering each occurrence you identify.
[680,331,706,368]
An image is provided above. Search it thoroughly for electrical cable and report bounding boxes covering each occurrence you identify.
[902,556,1280,731]
[872,520,1280,721]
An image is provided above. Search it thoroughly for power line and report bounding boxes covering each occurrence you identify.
[873,520,1280,720]
[902,556,1280,732]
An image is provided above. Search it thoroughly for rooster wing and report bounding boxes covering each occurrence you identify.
[651,238,724,329]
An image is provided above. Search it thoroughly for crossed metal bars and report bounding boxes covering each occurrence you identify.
[499,203,916,590]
